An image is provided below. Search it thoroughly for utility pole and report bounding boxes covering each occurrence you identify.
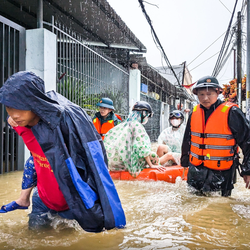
[182,61,186,86]
[237,11,242,109]
[233,49,236,79]
[37,0,43,28]
[179,61,186,110]
[247,0,250,120]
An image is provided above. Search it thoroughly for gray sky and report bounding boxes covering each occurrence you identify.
[107,0,246,85]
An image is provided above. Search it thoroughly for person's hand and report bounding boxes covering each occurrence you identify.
[243,175,250,189]
[8,116,18,127]
[150,164,166,172]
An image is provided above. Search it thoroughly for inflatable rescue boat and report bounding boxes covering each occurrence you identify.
[109,165,188,183]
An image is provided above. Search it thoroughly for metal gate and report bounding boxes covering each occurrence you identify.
[0,15,25,173]
[44,21,130,119]
[160,102,170,132]
[140,93,162,142]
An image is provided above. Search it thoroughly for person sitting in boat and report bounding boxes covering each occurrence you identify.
[104,101,165,177]
[157,110,185,166]
[93,97,121,140]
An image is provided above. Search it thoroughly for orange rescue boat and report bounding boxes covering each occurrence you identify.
[109,165,188,183]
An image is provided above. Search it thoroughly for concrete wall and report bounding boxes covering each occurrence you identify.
[25,28,57,159]
[26,28,57,92]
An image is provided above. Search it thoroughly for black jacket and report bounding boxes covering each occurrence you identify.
[0,71,126,232]
[181,99,250,194]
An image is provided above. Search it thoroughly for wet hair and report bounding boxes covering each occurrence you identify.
[130,61,139,68]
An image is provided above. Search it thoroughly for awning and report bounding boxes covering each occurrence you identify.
[0,0,147,52]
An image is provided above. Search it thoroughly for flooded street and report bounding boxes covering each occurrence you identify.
[0,171,250,250]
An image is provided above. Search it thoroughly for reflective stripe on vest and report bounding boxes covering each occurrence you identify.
[189,102,237,170]
[93,117,115,140]
[190,141,235,150]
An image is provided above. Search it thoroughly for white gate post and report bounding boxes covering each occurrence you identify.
[129,69,141,111]
[26,28,57,92]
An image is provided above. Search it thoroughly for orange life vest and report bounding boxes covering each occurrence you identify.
[115,114,123,121]
[93,117,115,140]
[190,102,237,170]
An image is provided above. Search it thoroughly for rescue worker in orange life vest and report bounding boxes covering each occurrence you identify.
[181,76,250,196]
[93,97,121,140]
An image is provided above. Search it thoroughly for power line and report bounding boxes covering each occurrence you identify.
[213,28,236,75]
[190,51,220,72]
[217,46,235,75]
[137,0,181,86]
[142,1,159,8]
[187,31,226,67]
[218,0,232,13]
[212,0,239,77]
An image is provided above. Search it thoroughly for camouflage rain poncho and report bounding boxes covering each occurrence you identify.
[104,111,152,177]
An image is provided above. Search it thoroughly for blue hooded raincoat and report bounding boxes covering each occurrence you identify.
[0,71,126,232]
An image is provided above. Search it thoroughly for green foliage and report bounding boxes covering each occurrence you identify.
[102,88,127,115]
[58,77,128,118]
[58,76,100,114]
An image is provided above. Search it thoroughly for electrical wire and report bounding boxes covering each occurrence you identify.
[213,29,236,76]
[218,0,232,13]
[182,1,241,83]
[142,1,159,8]
[137,0,181,86]
[187,31,226,67]
[217,46,235,75]
[214,0,247,78]
[190,51,220,72]
[212,0,239,77]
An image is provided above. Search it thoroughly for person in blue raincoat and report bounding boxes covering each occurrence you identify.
[0,71,126,232]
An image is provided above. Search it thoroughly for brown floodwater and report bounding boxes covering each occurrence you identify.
[0,171,250,250]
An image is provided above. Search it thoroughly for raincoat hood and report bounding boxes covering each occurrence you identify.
[0,71,126,232]
[0,71,61,129]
